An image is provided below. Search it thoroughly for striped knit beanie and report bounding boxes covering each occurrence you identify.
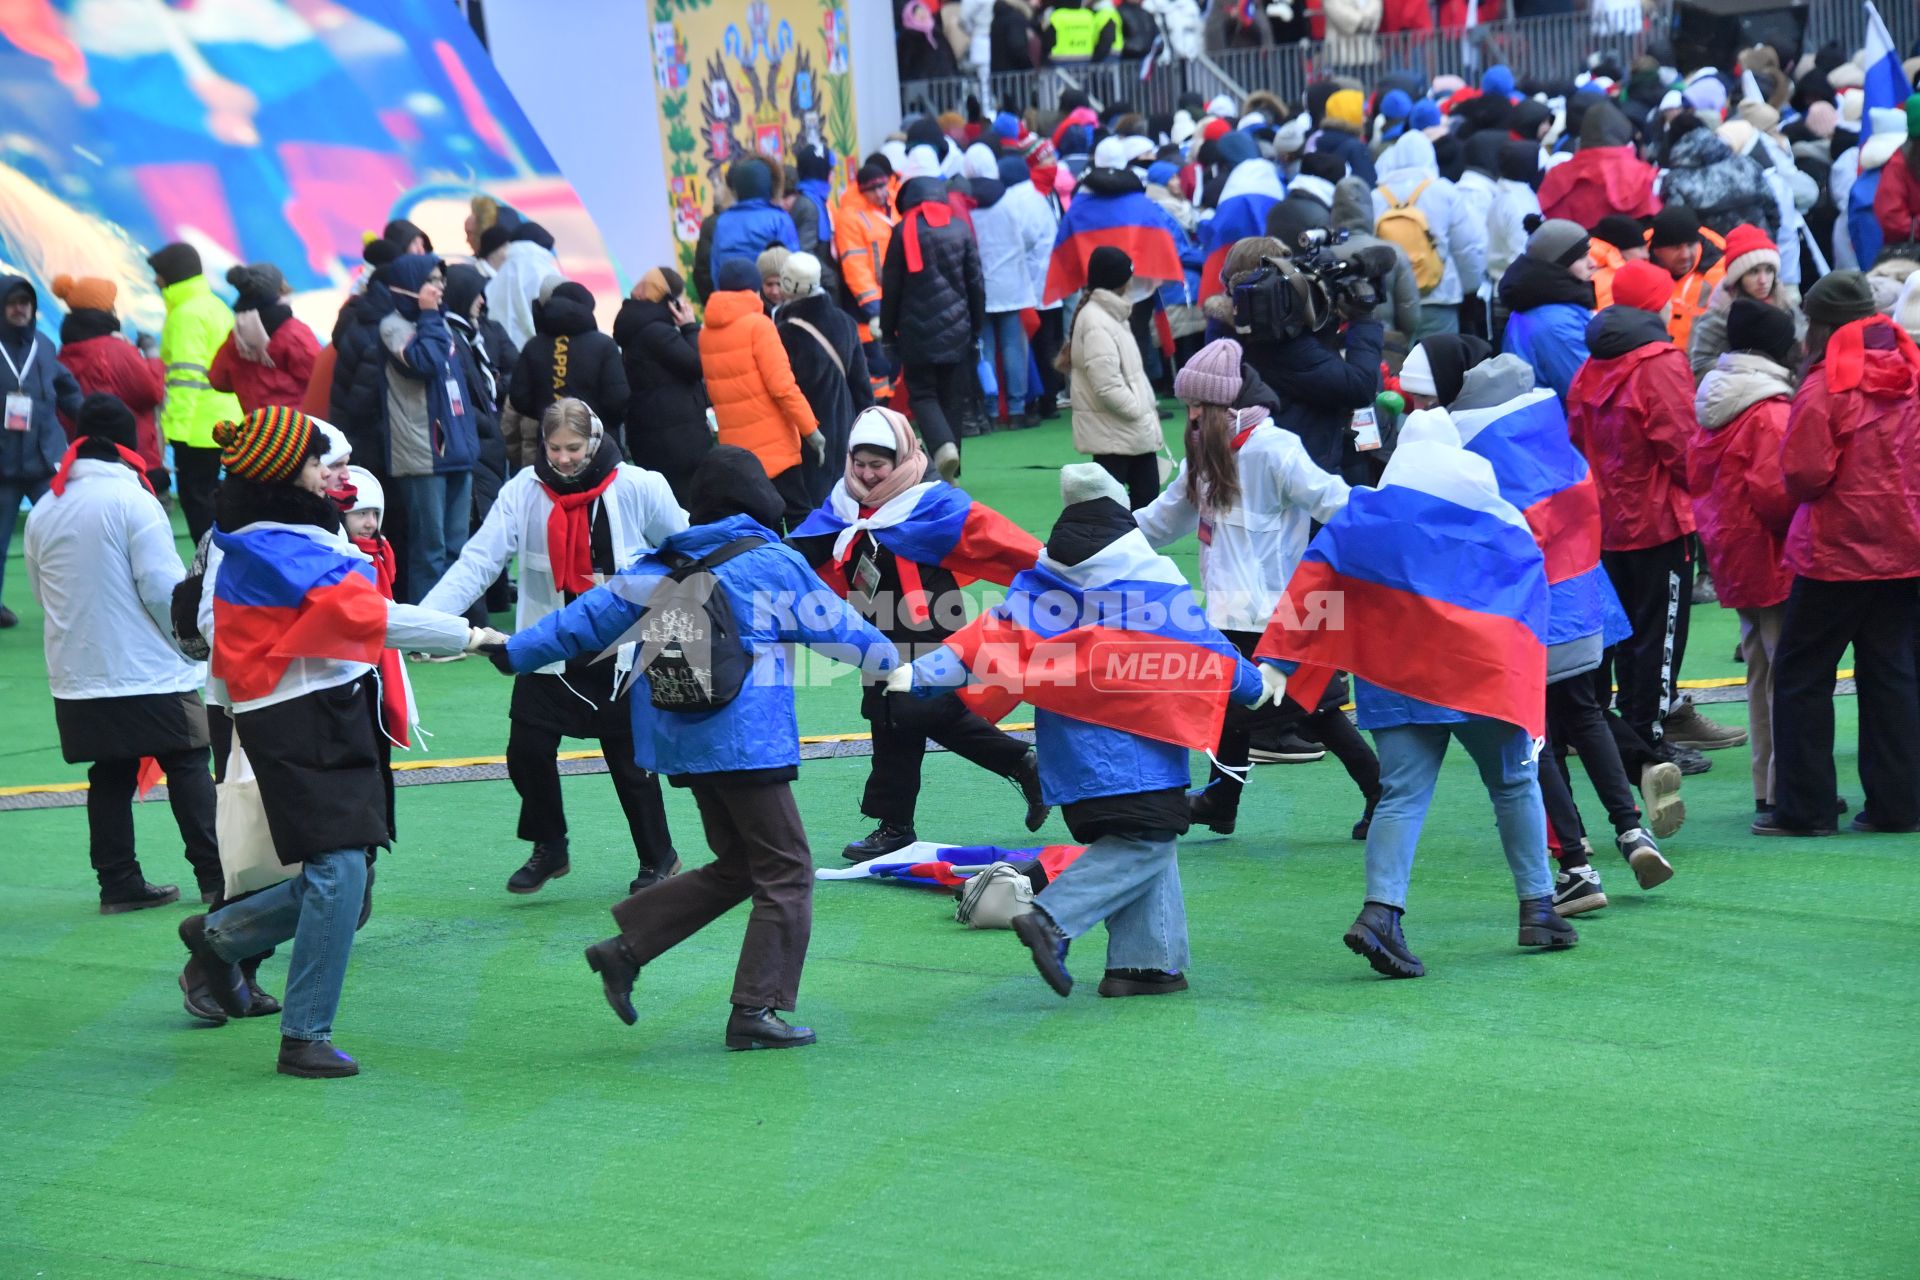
[213,405,319,483]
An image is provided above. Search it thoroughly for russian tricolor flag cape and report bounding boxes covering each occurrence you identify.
[936,526,1255,751]
[1198,156,1286,302]
[1043,187,1186,305]
[211,525,389,705]
[790,480,1041,597]
[815,841,1085,887]
[1452,386,1628,647]
[1256,423,1550,736]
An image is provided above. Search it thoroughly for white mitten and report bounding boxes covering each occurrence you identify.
[1251,663,1287,709]
[884,663,915,695]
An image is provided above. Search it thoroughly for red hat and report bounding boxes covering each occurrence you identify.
[1199,117,1233,144]
[1612,260,1674,314]
[1719,223,1781,289]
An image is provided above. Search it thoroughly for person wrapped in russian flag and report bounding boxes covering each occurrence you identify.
[1043,136,1187,309]
[1195,130,1285,305]
[790,406,1049,861]
[885,463,1281,999]
[1255,407,1577,980]
[1411,336,1676,921]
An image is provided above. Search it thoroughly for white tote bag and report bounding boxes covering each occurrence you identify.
[217,740,295,898]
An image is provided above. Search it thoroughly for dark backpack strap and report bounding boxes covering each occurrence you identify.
[662,535,765,582]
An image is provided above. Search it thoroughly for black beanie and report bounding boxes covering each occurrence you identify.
[75,393,138,452]
[795,144,833,182]
[512,221,557,251]
[1408,334,1494,407]
[905,116,947,152]
[1299,151,1347,184]
[1726,298,1798,366]
[856,161,891,187]
[1649,206,1701,249]
[1497,139,1540,183]
[1087,246,1133,292]
[147,242,202,286]
[383,218,432,253]
[1591,214,1646,251]
[686,444,786,529]
[363,237,400,269]
[1802,270,1877,327]
[476,224,512,258]
[1463,130,1506,176]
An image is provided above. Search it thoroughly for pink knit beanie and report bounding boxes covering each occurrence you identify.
[1174,337,1245,407]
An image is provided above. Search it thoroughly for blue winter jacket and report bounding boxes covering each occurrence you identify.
[711,200,800,284]
[505,514,897,777]
[0,276,84,483]
[1502,303,1591,402]
[383,254,479,476]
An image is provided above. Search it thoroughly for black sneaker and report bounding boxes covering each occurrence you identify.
[1655,742,1712,776]
[1518,895,1579,949]
[1552,865,1609,916]
[1615,827,1673,889]
[1097,968,1189,997]
[0,604,17,628]
[1009,749,1049,833]
[506,842,570,894]
[843,822,917,862]
[628,855,684,896]
[1247,730,1326,764]
[1849,814,1920,834]
[1751,815,1836,837]
[1343,902,1424,978]
[1187,786,1237,835]
[1011,910,1073,996]
[100,880,180,915]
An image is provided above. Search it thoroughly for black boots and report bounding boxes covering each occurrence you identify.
[507,841,570,894]
[842,823,916,862]
[101,879,180,915]
[1188,786,1237,835]
[1343,902,1425,979]
[1010,749,1049,832]
[1097,969,1188,997]
[178,915,249,1017]
[583,938,641,1025]
[628,855,684,896]
[1012,910,1073,996]
[1517,896,1579,950]
[277,1036,358,1078]
[725,1006,816,1050]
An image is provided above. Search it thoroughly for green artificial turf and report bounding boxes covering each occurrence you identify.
[3,415,1913,1277]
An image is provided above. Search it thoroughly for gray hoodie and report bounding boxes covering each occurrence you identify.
[1331,177,1422,338]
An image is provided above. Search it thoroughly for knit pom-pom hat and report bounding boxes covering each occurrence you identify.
[213,406,320,484]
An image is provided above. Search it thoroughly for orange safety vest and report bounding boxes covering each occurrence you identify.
[1664,226,1726,351]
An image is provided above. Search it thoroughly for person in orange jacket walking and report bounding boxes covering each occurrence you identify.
[835,160,898,400]
[701,258,822,528]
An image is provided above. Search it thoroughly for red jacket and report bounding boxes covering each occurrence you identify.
[1781,318,1920,582]
[209,315,320,413]
[1688,358,1794,609]
[1873,147,1920,248]
[1537,147,1661,229]
[1382,0,1434,32]
[1567,308,1697,551]
[56,334,165,470]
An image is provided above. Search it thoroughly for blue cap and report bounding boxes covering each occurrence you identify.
[1409,99,1441,130]
[1147,160,1179,187]
[1481,65,1515,100]
[1380,89,1413,120]
[994,111,1022,139]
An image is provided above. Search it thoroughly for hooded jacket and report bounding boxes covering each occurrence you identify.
[508,282,630,448]
[1689,351,1795,608]
[1370,132,1487,307]
[374,254,480,479]
[701,288,819,476]
[711,160,800,285]
[1566,305,1698,550]
[1486,173,1542,288]
[1661,129,1778,238]
[612,294,709,495]
[880,176,986,365]
[1781,318,1920,581]
[153,274,241,450]
[484,238,561,352]
[1067,287,1162,457]
[968,156,1037,312]
[776,290,874,503]
[55,311,165,471]
[999,161,1063,310]
[0,278,85,482]
[209,305,319,413]
[834,182,897,316]
[1330,176,1420,336]
[1497,255,1594,400]
[1537,102,1661,226]
[1307,120,1378,187]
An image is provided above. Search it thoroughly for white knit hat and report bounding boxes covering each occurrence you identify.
[314,418,352,466]
[1399,343,1437,397]
[904,144,941,179]
[1092,135,1129,170]
[1206,93,1238,118]
[779,252,823,298]
[1117,134,1157,166]
[848,407,901,453]
[344,465,385,518]
[964,142,999,180]
[1061,462,1128,506]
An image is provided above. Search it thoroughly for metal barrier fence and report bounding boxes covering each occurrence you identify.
[899,0,1916,123]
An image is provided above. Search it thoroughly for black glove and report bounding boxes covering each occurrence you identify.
[478,642,516,675]
[1335,281,1381,324]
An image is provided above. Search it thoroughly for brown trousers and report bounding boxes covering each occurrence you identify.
[609,777,813,1010]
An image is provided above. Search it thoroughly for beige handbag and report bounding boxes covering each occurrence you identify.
[216,739,295,898]
[954,862,1035,929]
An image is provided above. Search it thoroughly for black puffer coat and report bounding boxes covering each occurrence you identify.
[776,290,874,503]
[328,287,396,474]
[880,176,985,366]
[1242,318,1384,481]
[508,282,630,447]
[1661,129,1779,238]
[612,295,711,498]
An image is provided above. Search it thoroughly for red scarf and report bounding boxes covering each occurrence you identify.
[1825,315,1920,393]
[543,470,620,596]
[49,439,156,497]
[351,533,411,748]
[902,201,953,272]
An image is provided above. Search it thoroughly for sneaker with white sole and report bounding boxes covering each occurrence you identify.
[1616,827,1674,890]
[1552,865,1609,916]
[1637,762,1685,839]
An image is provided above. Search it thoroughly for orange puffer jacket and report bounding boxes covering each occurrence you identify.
[701,289,817,477]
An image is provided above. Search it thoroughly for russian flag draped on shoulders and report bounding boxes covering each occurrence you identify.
[934,526,1259,750]
[792,479,1041,597]
[1043,182,1187,305]
[211,526,389,704]
[1256,411,1549,737]
[1198,139,1286,303]
[1452,383,1628,648]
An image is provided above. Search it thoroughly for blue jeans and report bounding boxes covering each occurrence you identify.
[983,310,1029,409]
[0,477,50,605]
[396,471,473,604]
[1034,830,1189,972]
[1364,720,1552,909]
[202,847,369,1040]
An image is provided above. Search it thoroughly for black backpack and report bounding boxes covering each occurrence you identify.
[171,530,216,661]
[634,536,763,711]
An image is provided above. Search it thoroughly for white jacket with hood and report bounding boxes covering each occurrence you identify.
[1371,132,1488,308]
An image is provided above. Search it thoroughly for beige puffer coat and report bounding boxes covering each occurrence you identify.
[1067,288,1163,458]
